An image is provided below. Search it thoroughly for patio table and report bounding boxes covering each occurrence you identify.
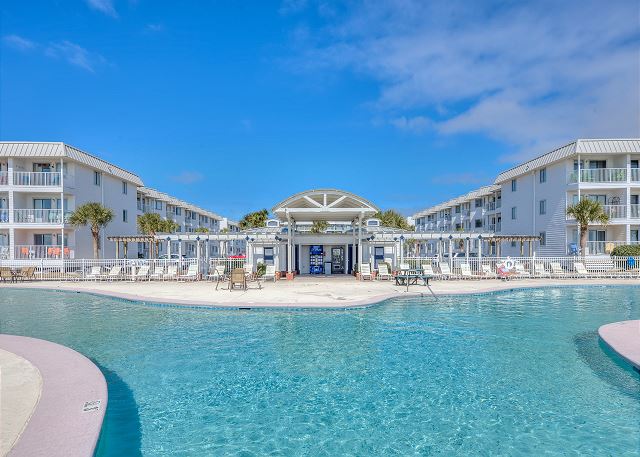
[395,269,430,292]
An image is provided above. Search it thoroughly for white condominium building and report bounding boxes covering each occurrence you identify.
[413,139,640,256]
[220,217,245,256]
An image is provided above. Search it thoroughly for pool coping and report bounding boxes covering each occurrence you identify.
[598,320,640,370]
[0,334,107,457]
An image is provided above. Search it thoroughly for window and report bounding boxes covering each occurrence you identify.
[539,232,546,246]
[511,179,517,192]
[511,207,517,220]
[539,168,547,183]
[122,209,128,223]
[475,198,483,208]
[475,219,483,228]
[539,199,546,215]
[175,207,182,215]
[631,160,639,169]
[93,171,102,186]
[511,241,517,247]
[455,205,461,214]
[588,160,606,169]
[122,181,128,194]
[155,201,162,210]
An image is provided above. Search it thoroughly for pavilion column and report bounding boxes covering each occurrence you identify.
[528,240,533,257]
[520,240,524,257]
[123,242,128,259]
[115,241,120,259]
[448,238,453,268]
[344,243,348,274]
[167,239,171,258]
[478,238,483,263]
[358,213,363,269]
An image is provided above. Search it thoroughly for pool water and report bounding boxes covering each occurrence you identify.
[1,287,638,456]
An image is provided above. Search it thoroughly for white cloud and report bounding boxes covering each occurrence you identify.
[171,171,204,185]
[146,23,165,33]
[86,0,118,17]
[45,41,107,73]
[3,34,36,51]
[289,0,640,161]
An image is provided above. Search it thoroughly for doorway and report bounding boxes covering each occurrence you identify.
[331,247,344,274]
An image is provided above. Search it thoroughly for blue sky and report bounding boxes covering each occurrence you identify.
[2,0,639,219]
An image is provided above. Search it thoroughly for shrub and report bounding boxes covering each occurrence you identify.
[610,245,640,257]
[256,262,266,276]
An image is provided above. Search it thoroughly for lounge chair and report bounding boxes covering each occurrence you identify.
[514,263,531,278]
[360,263,373,280]
[399,262,411,271]
[207,265,227,281]
[163,264,178,280]
[106,265,122,281]
[178,264,199,281]
[533,262,551,278]
[85,266,103,280]
[134,265,150,281]
[263,264,277,282]
[377,264,392,280]
[460,263,479,280]
[0,268,15,283]
[550,262,567,278]
[496,263,516,281]
[480,264,496,278]
[149,265,163,280]
[573,262,590,278]
[244,264,254,280]
[229,267,247,291]
[422,264,437,279]
[15,266,36,281]
[438,262,453,279]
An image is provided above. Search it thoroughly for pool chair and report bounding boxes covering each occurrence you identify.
[0,268,15,283]
[513,263,531,278]
[14,266,36,281]
[360,263,373,280]
[377,264,392,280]
[550,262,567,278]
[149,265,163,281]
[399,262,411,271]
[480,264,496,278]
[533,262,551,278]
[178,264,199,281]
[263,264,277,282]
[106,265,123,281]
[163,264,178,281]
[85,266,103,280]
[229,268,247,291]
[207,265,227,281]
[244,263,254,280]
[134,265,150,281]
[438,262,453,279]
[573,262,591,278]
[460,263,479,280]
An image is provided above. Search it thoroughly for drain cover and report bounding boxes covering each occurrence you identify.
[83,400,101,412]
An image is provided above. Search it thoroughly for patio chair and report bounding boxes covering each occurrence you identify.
[134,265,150,281]
[514,263,531,278]
[229,267,247,291]
[163,264,178,280]
[399,262,410,271]
[480,264,496,278]
[360,263,373,280]
[15,266,36,281]
[460,263,479,280]
[106,265,123,281]
[377,264,392,280]
[263,264,277,282]
[573,262,590,278]
[0,267,15,283]
[550,262,567,278]
[422,264,438,279]
[244,263,254,280]
[149,265,163,280]
[438,262,453,279]
[207,265,227,281]
[178,264,199,281]
[533,262,551,278]
[85,266,103,280]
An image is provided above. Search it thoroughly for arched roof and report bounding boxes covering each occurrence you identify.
[272,189,379,222]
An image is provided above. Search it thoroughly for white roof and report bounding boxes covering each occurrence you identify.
[0,141,143,185]
[272,189,379,222]
[138,187,223,221]
[413,185,499,218]
[494,139,640,183]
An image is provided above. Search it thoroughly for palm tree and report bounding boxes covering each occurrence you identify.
[566,198,609,255]
[374,210,413,230]
[137,213,178,257]
[239,209,269,229]
[68,202,114,259]
[195,227,210,233]
[310,220,328,233]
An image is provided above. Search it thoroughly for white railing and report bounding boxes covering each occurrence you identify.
[568,168,627,183]
[14,245,74,259]
[632,168,639,182]
[584,240,631,255]
[0,171,7,186]
[13,209,66,224]
[13,171,62,186]
[485,202,496,211]
[603,204,626,219]
[0,209,8,223]
[631,204,639,218]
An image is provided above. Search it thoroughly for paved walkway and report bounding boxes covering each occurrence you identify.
[3,276,637,308]
[599,320,640,369]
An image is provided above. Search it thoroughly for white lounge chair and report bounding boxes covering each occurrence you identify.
[377,264,392,280]
[514,263,531,278]
[360,263,373,280]
[149,265,163,280]
[85,266,103,280]
[574,262,590,278]
[106,265,122,281]
[533,262,551,278]
[207,265,226,281]
[480,264,496,278]
[439,262,453,279]
[244,264,254,279]
[263,264,277,282]
[460,263,479,280]
[399,262,411,271]
[178,264,199,281]
[163,264,178,280]
[550,262,567,278]
[134,265,150,281]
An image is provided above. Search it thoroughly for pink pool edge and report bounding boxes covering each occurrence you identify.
[598,320,640,370]
[0,334,107,457]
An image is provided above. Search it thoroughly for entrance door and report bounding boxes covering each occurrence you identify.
[331,247,344,274]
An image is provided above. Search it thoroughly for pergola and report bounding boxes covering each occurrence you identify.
[107,235,156,259]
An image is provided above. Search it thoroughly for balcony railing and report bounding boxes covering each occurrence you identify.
[603,204,627,219]
[568,168,627,184]
[485,202,496,211]
[0,171,7,186]
[0,209,8,223]
[14,245,73,259]
[137,203,153,213]
[13,209,67,224]
[632,168,639,182]
[584,240,632,255]
[13,171,62,186]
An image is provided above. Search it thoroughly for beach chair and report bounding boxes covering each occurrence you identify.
[421,264,437,278]
[207,265,227,281]
[106,265,122,281]
[573,262,590,278]
[460,263,479,280]
[360,263,373,280]
[399,262,410,271]
[229,267,247,291]
[263,264,277,282]
[480,264,496,278]
[85,266,103,280]
[163,264,178,280]
[15,266,36,281]
[438,262,453,279]
[178,264,199,281]
[533,262,551,278]
[550,262,567,278]
[149,265,163,281]
[134,265,150,281]
[514,263,531,278]
[244,263,254,280]
[377,264,392,280]
[0,268,15,283]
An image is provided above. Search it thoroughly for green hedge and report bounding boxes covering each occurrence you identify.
[610,245,640,256]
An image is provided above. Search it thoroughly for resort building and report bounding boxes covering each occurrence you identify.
[0,142,237,261]
[413,139,640,256]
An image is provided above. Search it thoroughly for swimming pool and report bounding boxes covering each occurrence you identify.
[1,287,638,455]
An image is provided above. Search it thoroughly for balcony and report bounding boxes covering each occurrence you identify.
[0,171,7,186]
[0,209,8,223]
[485,202,496,211]
[137,202,153,213]
[14,245,73,259]
[603,204,627,219]
[632,168,640,182]
[584,240,636,255]
[13,171,62,187]
[632,204,640,218]
[568,168,627,184]
[13,209,67,224]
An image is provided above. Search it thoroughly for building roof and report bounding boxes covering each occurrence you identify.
[272,189,379,222]
[413,185,499,218]
[494,139,640,183]
[138,186,223,221]
[0,142,143,185]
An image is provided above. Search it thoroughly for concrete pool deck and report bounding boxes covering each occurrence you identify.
[599,320,640,370]
[0,335,107,457]
[2,276,638,308]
